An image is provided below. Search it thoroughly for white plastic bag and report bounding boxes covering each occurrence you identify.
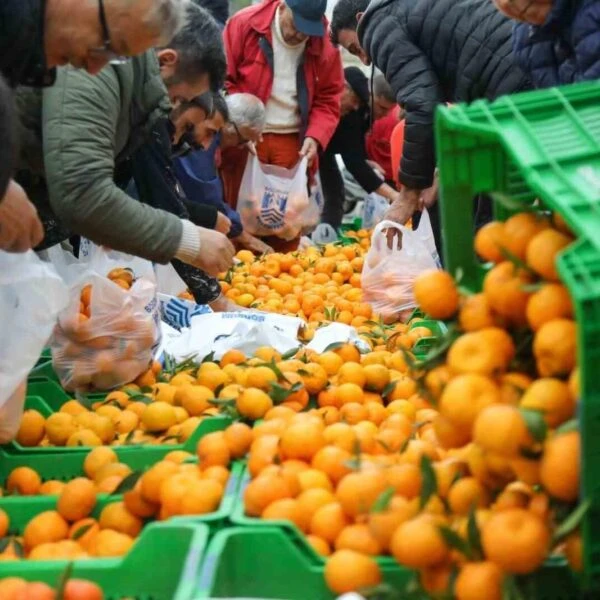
[361,215,439,319]
[164,311,305,362]
[49,244,160,391]
[0,251,68,439]
[311,223,339,245]
[237,155,319,240]
[362,193,389,230]
[415,208,442,268]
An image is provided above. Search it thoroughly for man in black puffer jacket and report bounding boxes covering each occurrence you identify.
[331,0,531,226]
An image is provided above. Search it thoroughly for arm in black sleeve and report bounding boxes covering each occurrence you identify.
[363,14,444,190]
[335,112,383,194]
[182,200,218,229]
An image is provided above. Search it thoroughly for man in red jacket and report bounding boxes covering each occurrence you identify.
[223,0,344,250]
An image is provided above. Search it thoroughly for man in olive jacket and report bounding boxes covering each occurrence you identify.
[0,0,185,253]
[17,3,234,278]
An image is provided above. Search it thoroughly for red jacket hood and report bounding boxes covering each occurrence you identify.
[245,0,326,57]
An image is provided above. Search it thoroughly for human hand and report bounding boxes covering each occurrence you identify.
[246,141,257,156]
[383,187,422,248]
[209,295,249,312]
[299,137,319,167]
[493,0,552,24]
[194,227,235,276]
[236,231,273,255]
[0,180,44,252]
[215,212,232,235]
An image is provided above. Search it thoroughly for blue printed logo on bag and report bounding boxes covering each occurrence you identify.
[258,187,287,231]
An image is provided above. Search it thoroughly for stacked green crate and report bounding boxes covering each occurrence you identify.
[0,517,209,600]
[435,82,600,591]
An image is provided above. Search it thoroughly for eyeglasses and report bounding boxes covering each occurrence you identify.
[232,122,250,147]
[88,0,129,65]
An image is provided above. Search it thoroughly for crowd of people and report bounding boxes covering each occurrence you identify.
[0,0,597,301]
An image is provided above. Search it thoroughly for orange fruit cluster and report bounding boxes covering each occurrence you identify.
[14,362,219,451]
[219,236,389,340]
[0,577,104,599]
[53,267,157,391]
[0,431,236,564]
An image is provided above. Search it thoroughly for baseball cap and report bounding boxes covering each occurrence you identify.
[344,67,369,107]
[286,0,327,37]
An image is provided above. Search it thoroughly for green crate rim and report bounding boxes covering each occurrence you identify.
[0,456,244,529]
[1,520,209,600]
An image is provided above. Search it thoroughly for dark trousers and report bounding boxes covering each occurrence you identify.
[319,151,345,230]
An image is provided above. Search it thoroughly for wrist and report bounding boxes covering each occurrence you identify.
[175,220,202,264]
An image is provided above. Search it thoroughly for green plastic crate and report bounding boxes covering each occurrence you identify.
[26,380,71,411]
[195,526,413,600]
[28,361,61,384]
[2,397,232,457]
[1,520,208,600]
[230,468,399,569]
[0,476,241,546]
[228,472,580,599]
[435,81,600,289]
[435,84,598,588]
[33,348,52,369]
[0,459,243,531]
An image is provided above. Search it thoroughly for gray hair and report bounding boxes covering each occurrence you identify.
[115,0,187,46]
[372,73,395,103]
[225,93,266,131]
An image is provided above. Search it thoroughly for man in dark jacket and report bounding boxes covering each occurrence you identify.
[0,0,185,253]
[506,0,600,87]
[319,67,401,230]
[330,0,531,226]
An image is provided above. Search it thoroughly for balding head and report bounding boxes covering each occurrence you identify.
[44,0,186,75]
[221,93,266,149]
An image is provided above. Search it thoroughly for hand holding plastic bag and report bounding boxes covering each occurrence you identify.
[361,215,439,321]
[0,251,68,441]
[49,244,160,391]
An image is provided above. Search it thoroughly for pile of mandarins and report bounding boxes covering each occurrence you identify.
[219,233,394,343]
[4,210,584,597]
[235,210,583,598]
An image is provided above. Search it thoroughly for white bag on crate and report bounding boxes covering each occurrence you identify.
[0,251,68,441]
[362,192,389,230]
[49,243,161,391]
[311,223,339,245]
[361,214,440,320]
[237,155,319,240]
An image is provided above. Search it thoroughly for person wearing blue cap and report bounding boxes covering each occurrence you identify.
[223,0,344,251]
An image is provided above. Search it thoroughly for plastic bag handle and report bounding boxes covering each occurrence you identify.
[252,154,308,174]
[371,219,410,254]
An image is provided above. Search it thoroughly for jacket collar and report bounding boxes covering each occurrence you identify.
[248,0,324,57]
